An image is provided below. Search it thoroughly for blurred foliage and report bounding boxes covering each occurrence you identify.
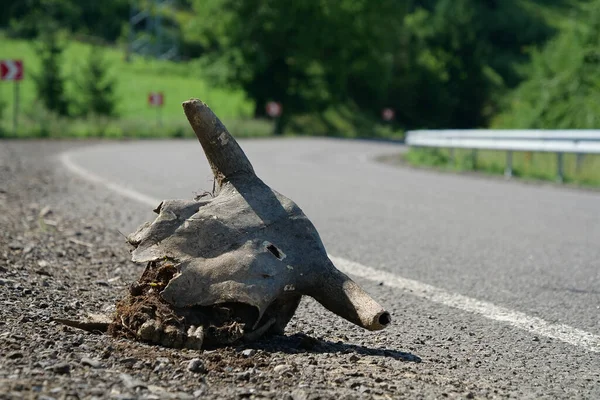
[33,22,70,118]
[494,0,600,129]
[74,47,119,118]
[187,0,569,131]
[3,0,130,41]
[405,148,600,187]
[2,0,598,137]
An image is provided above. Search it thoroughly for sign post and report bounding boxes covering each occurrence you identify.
[1,60,24,135]
[381,107,394,122]
[266,101,282,135]
[148,92,164,127]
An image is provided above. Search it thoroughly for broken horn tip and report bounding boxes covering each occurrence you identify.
[371,310,392,331]
[181,98,204,108]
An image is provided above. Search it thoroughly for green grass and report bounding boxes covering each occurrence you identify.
[288,104,404,139]
[405,148,600,187]
[0,34,258,138]
[0,34,404,139]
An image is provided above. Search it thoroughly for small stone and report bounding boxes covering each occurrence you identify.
[7,351,24,359]
[241,349,256,357]
[22,242,35,254]
[235,370,252,381]
[193,385,208,398]
[187,358,205,373]
[46,362,70,375]
[118,357,139,367]
[349,354,360,362]
[35,267,52,276]
[81,357,103,368]
[8,241,23,250]
[273,364,290,374]
[39,206,52,217]
[120,373,147,389]
[291,389,309,400]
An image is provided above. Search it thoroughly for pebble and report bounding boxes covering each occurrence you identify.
[120,373,147,389]
[235,370,252,381]
[273,364,290,374]
[291,389,309,400]
[81,357,103,368]
[46,362,70,375]
[7,351,24,359]
[187,358,205,373]
[8,241,23,250]
[241,349,256,357]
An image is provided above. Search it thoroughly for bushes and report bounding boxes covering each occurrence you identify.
[74,47,118,117]
[33,23,69,117]
[494,0,600,129]
[31,23,119,133]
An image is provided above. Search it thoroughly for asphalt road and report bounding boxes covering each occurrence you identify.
[44,138,600,397]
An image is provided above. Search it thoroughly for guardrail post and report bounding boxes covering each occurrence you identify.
[556,152,564,183]
[576,153,584,174]
[504,151,513,178]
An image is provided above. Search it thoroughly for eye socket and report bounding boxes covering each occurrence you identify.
[266,244,282,260]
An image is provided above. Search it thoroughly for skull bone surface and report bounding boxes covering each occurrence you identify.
[109,99,391,349]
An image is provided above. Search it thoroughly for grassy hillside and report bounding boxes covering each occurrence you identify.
[0,34,266,138]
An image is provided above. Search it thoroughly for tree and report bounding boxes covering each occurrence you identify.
[33,22,70,116]
[189,0,408,133]
[3,0,129,42]
[387,0,564,129]
[76,47,119,117]
[495,0,600,129]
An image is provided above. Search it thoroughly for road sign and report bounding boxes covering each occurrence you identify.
[382,108,394,122]
[0,60,24,81]
[266,101,282,118]
[148,92,164,107]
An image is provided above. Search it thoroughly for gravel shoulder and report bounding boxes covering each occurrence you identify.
[1,141,599,400]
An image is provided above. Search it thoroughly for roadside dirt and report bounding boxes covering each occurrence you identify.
[0,142,423,400]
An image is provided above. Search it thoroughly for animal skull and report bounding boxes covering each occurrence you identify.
[111,99,391,348]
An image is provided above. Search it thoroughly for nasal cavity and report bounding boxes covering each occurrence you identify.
[266,244,282,260]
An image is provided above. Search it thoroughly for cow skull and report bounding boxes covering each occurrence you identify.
[111,99,391,349]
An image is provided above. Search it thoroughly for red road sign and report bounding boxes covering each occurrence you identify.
[0,60,23,81]
[148,92,164,107]
[266,101,282,118]
[382,108,394,121]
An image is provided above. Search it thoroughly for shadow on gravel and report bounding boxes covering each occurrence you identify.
[242,333,421,363]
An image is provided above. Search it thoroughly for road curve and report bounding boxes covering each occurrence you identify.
[4,137,594,399]
[63,138,600,337]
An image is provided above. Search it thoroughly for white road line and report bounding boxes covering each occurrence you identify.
[60,152,160,208]
[59,150,600,354]
[329,256,600,353]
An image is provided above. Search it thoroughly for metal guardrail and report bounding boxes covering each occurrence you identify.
[405,130,600,181]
